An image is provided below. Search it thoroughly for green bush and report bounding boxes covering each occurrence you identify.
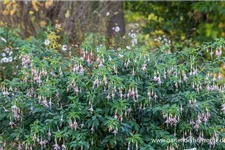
[0,27,24,81]
[1,28,225,150]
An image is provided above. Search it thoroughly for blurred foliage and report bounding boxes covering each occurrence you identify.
[0,1,111,44]
[0,27,24,81]
[124,1,225,47]
[2,1,225,47]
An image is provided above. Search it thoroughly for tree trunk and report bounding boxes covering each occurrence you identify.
[107,1,125,38]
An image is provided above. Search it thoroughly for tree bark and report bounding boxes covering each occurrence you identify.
[107,1,125,38]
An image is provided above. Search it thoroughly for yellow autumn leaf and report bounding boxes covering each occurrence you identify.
[181,35,186,40]
[32,0,39,11]
[114,12,119,15]
[3,0,9,5]
[29,11,34,15]
[145,34,150,39]
[65,10,70,18]
[2,10,9,15]
[222,32,225,37]
[10,9,16,16]
[40,21,47,27]
[10,3,17,16]
[0,21,6,26]
[45,0,53,9]
[6,2,12,10]
[31,16,35,22]
[26,36,33,41]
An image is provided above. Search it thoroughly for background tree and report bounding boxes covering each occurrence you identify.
[0,1,126,45]
[106,1,125,38]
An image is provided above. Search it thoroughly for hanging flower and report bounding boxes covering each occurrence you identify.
[141,64,147,71]
[53,143,60,150]
[215,48,222,57]
[61,144,66,150]
[89,106,94,112]
[222,104,225,114]
[112,129,118,136]
[17,143,22,150]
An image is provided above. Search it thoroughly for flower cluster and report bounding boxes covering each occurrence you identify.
[154,35,171,46]
[1,47,14,63]
[128,30,138,46]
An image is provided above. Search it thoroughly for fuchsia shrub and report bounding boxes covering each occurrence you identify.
[1,28,225,150]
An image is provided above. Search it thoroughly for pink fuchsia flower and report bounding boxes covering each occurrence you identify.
[194,123,200,131]
[53,143,60,150]
[189,119,195,125]
[18,143,22,150]
[40,140,48,146]
[87,57,92,66]
[183,74,187,81]
[197,134,205,144]
[48,128,51,137]
[208,139,216,148]
[141,63,147,71]
[88,105,94,113]
[192,68,198,75]
[79,66,85,75]
[90,126,94,133]
[218,72,223,79]
[21,55,31,68]
[106,94,111,100]
[164,115,178,126]
[157,76,162,84]
[113,129,118,136]
[215,48,222,57]
[73,120,78,130]
[12,105,20,120]
[3,91,9,96]
[62,144,66,149]
[98,62,104,67]
[222,104,225,114]
[9,121,15,128]
[69,119,73,129]
[153,73,158,81]
[147,91,151,97]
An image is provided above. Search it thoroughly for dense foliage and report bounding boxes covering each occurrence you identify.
[125,1,225,45]
[0,27,225,150]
